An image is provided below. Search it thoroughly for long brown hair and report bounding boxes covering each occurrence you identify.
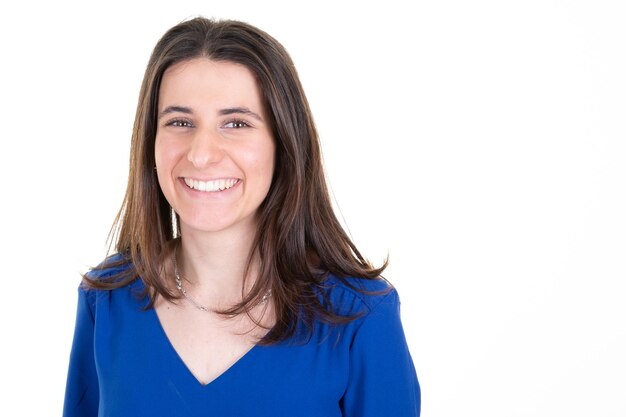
[85,17,388,344]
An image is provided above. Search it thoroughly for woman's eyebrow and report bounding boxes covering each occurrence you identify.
[158,105,192,120]
[219,107,263,121]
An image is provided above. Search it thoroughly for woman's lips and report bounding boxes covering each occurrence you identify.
[182,177,241,192]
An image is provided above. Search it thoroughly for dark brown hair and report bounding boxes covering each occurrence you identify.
[85,17,388,344]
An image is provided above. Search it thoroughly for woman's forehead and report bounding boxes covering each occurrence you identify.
[159,58,265,115]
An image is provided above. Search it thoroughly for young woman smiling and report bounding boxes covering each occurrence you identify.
[63,17,420,417]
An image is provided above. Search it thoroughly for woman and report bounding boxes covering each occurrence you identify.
[63,17,420,416]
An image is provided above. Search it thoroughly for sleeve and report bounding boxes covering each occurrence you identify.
[63,287,99,417]
[341,289,420,416]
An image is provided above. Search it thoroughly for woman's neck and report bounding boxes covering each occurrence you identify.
[176,222,259,304]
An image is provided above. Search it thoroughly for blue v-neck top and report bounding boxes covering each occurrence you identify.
[63,261,420,416]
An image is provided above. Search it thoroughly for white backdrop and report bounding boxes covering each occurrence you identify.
[0,1,624,416]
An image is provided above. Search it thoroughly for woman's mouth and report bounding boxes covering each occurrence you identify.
[182,178,240,192]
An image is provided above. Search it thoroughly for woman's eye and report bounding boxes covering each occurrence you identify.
[166,120,193,128]
[224,119,249,129]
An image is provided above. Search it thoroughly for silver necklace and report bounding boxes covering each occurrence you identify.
[172,247,271,313]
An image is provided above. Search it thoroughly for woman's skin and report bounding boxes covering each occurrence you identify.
[153,58,276,385]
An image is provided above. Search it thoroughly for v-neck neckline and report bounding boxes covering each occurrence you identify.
[150,304,264,388]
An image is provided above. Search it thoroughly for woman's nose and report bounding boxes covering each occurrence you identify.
[187,129,224,168]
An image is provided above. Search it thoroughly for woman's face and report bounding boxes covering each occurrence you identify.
[155,58,275,237]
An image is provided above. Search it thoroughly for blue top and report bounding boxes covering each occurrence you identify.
[63,260,420,416]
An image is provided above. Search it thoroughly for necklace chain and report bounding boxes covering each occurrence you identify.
[172,245,271,313]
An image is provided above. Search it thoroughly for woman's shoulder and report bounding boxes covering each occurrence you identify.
[78,253,145,309]
[80,252,138,294]
[320,274,398,317]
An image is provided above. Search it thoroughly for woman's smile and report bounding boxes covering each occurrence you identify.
[181,177,241,193]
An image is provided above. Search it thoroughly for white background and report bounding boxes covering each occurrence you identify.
[1,1,625,416]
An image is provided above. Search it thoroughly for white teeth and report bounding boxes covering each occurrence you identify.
[184,178,238,192]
